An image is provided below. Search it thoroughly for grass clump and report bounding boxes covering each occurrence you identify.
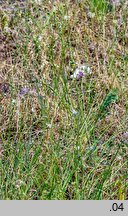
[0,0,128,200]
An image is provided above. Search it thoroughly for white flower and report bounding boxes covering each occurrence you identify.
[38,35,43,41]
[77,146,80,150]
[31,107,35,113]
[72,109,78,115]
[34,0,42,4]
[70,64,92,80]
[110,0,122,7]
[64,15,70,20]
[12,99,16,104]
[89,146,95,151]
[87,12,95,19]
[46,123,52,128]
[117,156,122,160]
[80,65,92,74]
[70,69,84,79]
[15,180,24,188]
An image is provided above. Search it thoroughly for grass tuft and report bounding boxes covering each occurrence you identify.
[0,0,128,200]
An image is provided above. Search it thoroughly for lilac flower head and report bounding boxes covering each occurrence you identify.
[70,64,92,80]
[122,132,128,143]
[19,87,29,95]
[78,71,84,79]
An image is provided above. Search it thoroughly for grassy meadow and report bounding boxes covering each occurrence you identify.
[0,0,128,199]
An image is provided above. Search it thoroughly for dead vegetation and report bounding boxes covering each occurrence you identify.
[0,0,128,200]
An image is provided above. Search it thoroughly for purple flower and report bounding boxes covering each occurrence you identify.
[19,87,29,95]
[77,71,84,79]
[122,132,128,142]
[70,64,92,80]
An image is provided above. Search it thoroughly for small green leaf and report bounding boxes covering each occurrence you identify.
[98,89,118,119]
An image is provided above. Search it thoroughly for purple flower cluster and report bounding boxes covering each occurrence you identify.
[76,71,84,80]
[19,87,29,95]
[70,64,92,80]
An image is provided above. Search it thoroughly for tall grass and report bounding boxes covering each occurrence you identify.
[0,0,128,199]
